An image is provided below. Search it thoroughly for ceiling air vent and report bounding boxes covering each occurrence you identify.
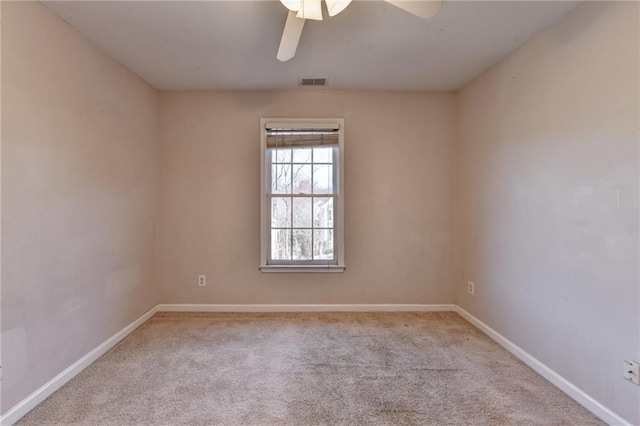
[299,77,328,87]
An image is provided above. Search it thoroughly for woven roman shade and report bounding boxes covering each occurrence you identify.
[265,128,339,148]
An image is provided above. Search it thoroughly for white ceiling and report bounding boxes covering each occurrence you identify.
[41,0,582,91]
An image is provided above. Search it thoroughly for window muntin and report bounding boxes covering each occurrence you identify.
[260,119,344,272]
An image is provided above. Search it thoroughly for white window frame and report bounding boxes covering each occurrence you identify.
[259,118,345,273]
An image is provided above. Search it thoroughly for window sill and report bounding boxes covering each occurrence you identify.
[259,265,345,273]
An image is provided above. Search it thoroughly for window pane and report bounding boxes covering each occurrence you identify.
[313,165,333,194]
[272,164,292,194]
[271,197,291,228]
[292,148,312,163]
[292,164,312,194]
[271,229,291,260]
[274,148,291,163]
[314,229,334,260]
[313,147,333,163]
[292,197,312,228]
[292,230,312,260]
[313,197,334,228]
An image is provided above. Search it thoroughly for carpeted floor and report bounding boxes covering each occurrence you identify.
[18,312,603,425]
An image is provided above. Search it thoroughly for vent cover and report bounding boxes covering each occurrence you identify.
[299,78,328,87]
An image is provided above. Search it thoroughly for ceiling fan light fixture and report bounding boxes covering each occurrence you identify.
[280,0,301,12]
[325,0,352,17]
[296,0,323,20]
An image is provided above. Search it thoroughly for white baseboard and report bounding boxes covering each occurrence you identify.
[2,303,628,426]
[0,305,159,426]
[157,303,457,313]
[455,306,631,426]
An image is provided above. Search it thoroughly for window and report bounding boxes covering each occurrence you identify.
[260,118,345,272]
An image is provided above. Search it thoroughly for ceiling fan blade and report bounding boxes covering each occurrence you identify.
[325,0,352,17]
[384,0,443,19]
[277,11,306,62]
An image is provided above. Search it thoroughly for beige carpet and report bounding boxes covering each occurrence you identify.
[18,312,603,425]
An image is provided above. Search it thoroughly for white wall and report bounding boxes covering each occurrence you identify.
[159,91,456,305]
[455,2,639,423]
[1,2,160,412]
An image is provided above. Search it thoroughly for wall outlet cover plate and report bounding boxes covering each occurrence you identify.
[623,360,639,385]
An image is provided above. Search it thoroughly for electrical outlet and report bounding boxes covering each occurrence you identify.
[198,275,207,287]
[467,281,475,296]
[623,360,639,385]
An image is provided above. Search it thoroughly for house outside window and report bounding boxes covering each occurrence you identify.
[259,118,345,273]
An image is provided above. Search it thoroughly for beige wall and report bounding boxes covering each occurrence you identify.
[455,2,639,423]
[1,1,160,412]
[2,0,638,423]
[159,91,456,304]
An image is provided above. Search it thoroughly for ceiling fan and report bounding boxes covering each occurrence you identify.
[277,0,443,62]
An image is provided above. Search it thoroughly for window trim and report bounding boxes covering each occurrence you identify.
[259,118,345,273]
